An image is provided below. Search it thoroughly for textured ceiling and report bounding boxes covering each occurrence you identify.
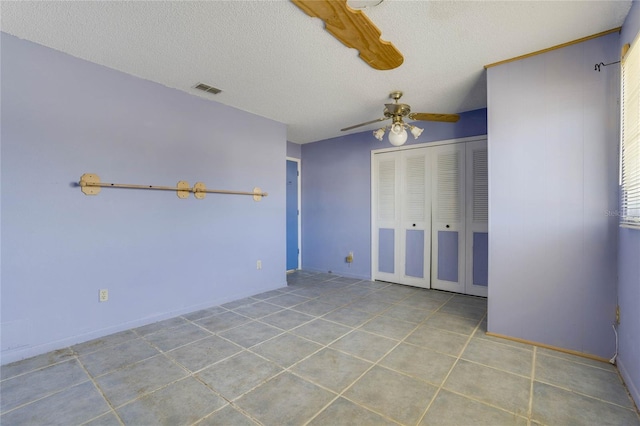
[1,1,632,144]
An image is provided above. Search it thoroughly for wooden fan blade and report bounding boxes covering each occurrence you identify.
[291,0,404,70]
[408,112,460,123]
[341,117,389,131]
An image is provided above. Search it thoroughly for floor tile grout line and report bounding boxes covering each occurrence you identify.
[613,368,640,415]
[300,339,408,425]
[95,341,200,412]
[81,350,165,381]
[222,290,406,425]
[190,277,480,424]
[169,285,394,376]
[189,373,267,426]
[152,309,305,374]
[123,280,472,418]
[72,333,141,358]
[0,354,78,383]
[533,378,640,411]
[528,346,537,424]
[0,376,93,417]
[302,301,455,426]
[307,392,404,426]
[104,331,267,426]
[132,317,194,337]
[475,334,536,352]
[436,387,532,421]
[453,357,534,380]
[415,312,486,426]
[141,329,216,354]
[75,353,126,426]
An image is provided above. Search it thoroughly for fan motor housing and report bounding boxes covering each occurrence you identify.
[384,103,411,118]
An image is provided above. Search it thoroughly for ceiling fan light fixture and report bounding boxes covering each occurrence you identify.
[342,92,458,147]
[373,128,386,141]
[388,125,408,146]
[410,125,424,139]
[390,122,403,134]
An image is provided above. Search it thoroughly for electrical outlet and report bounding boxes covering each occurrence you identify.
[346,251,354,263]
[99,289,108,302]
[257,260,262,270]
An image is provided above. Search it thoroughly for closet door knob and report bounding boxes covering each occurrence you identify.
[446,224,450,228]
[412,224,416,227]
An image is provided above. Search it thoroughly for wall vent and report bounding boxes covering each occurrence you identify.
[193,83,222,95]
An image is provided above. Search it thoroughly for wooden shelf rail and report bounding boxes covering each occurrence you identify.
[78,173,267,201]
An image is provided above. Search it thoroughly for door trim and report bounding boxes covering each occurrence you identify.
[371,135,488,155]
[286,157,301,271]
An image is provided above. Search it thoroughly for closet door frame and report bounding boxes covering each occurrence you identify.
[371,135,488,288]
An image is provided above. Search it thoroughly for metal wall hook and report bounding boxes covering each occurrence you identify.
[594,61,620,71]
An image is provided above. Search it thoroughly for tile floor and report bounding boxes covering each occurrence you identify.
[1,270,639,425]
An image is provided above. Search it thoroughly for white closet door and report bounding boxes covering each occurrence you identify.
[399,149,431,287]
[465,140,489,296]
[372,149,431,286]
[431,144,466,293]
[373,152,401,283]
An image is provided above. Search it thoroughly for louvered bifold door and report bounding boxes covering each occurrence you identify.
[465,140,488,296]
[373,152,401,283]
[398,149,431,287]
[431,144,466,293]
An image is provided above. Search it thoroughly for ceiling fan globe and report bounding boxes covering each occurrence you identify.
[389,124,408,146]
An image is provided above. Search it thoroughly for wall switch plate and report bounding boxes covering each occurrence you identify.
[257,260,262,270]
[99,289,108,302]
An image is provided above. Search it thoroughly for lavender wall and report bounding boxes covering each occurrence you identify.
[301,109,487,279]
[487,33,620,358]
[618,0,640,407]
[287,141,301,159]
[0,34,287,364]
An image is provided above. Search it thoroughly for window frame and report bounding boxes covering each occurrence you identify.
[620,33,640,230]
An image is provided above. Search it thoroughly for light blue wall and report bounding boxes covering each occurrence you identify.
[618,0,640,407]
[487,33,620,358]
[301,109,487,279]
[287,141,301,159]
[0,34,287,364]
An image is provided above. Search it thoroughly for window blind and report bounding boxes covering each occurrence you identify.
[621,33,640,229]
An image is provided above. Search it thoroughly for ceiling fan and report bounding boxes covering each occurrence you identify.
[290,0,403,70]
[341,91,460,146]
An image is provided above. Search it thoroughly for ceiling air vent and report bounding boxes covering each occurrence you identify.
[193,83,222,95]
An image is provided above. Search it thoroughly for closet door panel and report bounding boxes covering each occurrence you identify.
[437,230,459,282]
[405,230,425,278]
[378,228,395,274]
[431,144,466,293]
[465,140,489,296]
[399,149,431,287]
[373,153,400,282]
[472,232,489,286]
